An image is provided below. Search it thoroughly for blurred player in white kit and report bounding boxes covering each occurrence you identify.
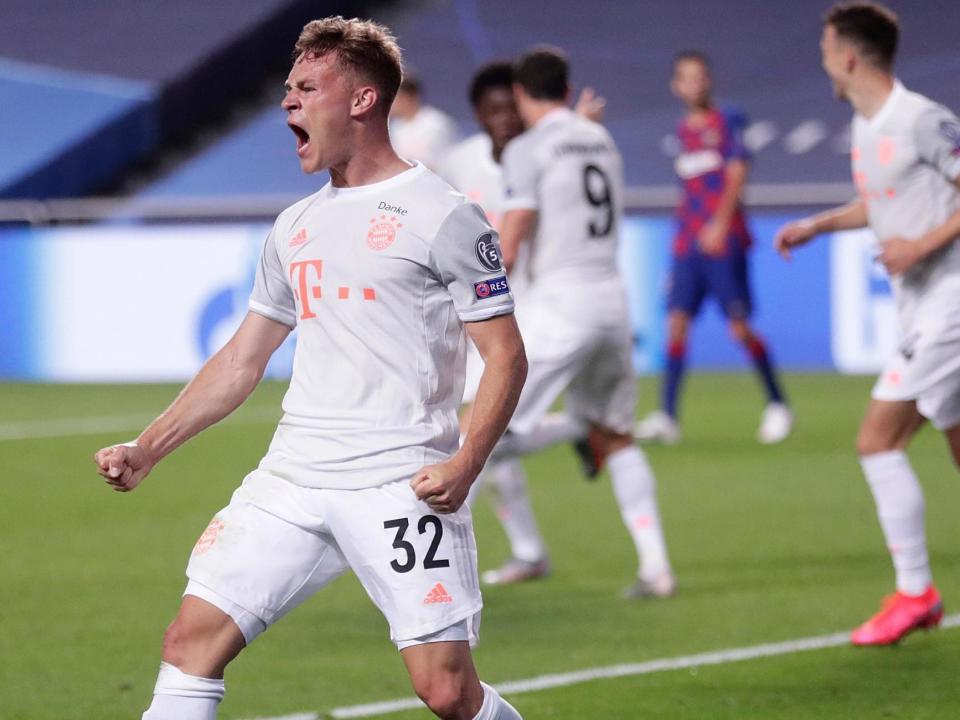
[390,71,460,169]
[94,17,527,720]
[776,2,960,646]
[490,46,676,599]
[441,62,607,585]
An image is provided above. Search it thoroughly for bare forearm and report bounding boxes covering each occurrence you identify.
[715,161,748,225]
[136,342,263,464]
[808,199,869,234]
[458,345,527,473]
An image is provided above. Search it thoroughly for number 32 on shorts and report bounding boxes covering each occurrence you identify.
[383,516,450,573]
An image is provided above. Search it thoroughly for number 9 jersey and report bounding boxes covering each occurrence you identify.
[501,108,625,296]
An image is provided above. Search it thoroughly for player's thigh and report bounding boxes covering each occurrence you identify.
[667,257,707,318]
[509,310,591,434]
[323,481,483,647]
[185,472,351,642]
[944,423,960,470]
[566,327,636,437]
[706,252,753,320]
[856,398,925,455]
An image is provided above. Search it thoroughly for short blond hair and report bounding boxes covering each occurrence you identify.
[293,16,403,114]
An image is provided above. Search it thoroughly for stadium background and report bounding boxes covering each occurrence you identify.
[2,2,960,719]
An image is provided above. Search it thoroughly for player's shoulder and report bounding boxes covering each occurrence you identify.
[716,102,749,129]
[273,187,327,239]
[402,165,485,237]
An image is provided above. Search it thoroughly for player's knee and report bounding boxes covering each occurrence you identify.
[411,672,470,719]
[160,617,194,667]
[728,320,750,344]
[856,428,896,457]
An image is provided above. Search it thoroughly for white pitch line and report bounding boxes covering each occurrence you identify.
[243,614,960,720]
[0,409,280,441]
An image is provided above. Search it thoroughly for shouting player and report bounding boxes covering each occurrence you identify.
[95,17,526,719]
[775,2,960,646]
[636,51,792,445]
[493,46,675,599]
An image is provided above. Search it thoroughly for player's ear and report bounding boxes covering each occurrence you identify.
[351,85,378,117]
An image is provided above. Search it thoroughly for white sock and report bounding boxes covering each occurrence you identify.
[473,682,522,719]
[607,446,672,582]
[487,460,547,562]
[860,450,932,596]
[142,662,224,720]
[492,413,585,461]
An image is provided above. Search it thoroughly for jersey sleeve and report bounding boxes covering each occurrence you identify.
[500,138,540,211]
[249,224,297,327]
[915,104,960,182]
[721,106,751,163]
[431,202,515,322]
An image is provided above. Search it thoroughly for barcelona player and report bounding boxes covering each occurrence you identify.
[636,51,792,445]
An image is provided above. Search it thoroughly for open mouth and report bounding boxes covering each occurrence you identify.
[288,121,311,157]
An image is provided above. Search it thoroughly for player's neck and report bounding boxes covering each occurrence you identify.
[684,101,714,123]
[523,100,567,128]
[848,72,895,120]
[329,131,414,188]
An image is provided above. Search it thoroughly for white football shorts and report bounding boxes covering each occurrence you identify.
[872,308,960,431]
[508,298,636,436]
[185,469,482,648]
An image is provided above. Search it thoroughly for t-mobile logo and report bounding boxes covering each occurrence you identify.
[289,259,376,321]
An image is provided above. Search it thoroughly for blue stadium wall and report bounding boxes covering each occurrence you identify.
[0,213,894,381]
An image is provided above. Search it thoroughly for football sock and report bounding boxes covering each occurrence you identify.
[607,446,672,581]
[142,662,224,720]
[744,335,785,404]
[487,460,547,563]
[662,340,686,419]
[473,682,522,720]
[491,413,584,460]
[860,450,932,596]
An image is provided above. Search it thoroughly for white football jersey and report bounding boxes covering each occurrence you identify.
[501,108,627,319]
[852,80,960,321]
[390,105,460,170]
[439,133,505,227]
[249,164,514,489]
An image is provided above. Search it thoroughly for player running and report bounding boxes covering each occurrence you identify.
[635,50,791,445]
[492,46,675,599]
[775,2,960,646]
[94,17,526,719]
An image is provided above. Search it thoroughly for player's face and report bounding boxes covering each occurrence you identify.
[282,53,355,173]
[820,24,851,101]
[475,86,523,154]
[671,59,711,110]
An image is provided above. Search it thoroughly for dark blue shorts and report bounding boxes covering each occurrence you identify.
[666,252,752,319]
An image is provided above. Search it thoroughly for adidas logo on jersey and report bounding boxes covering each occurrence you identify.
[289,228,308,247]
[423,582,453,605]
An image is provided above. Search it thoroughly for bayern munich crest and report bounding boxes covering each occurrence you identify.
[366,214,403,251]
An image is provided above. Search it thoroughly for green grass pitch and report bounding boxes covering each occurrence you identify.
[1,374,958,719]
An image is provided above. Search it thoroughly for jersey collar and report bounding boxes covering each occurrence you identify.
[864,79,904,130]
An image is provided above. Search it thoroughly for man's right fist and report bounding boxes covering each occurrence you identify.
[93,442,153,492]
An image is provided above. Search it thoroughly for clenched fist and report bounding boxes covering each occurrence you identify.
[93,442,154,492]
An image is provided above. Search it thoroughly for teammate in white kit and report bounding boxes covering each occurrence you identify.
[94,18,526,719]
[390,72,460,170]
[442,63,613,586]
[775,2,960,646]
[493,46,676,599]
[440,62,550,585]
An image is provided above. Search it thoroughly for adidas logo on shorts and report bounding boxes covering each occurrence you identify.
[423,582,453,605]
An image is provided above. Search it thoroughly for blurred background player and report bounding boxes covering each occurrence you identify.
[775,2,960,646]
[635,51,792,445]
[442,62,608,585]
[494,46,675,598]
[389,70,460,169]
